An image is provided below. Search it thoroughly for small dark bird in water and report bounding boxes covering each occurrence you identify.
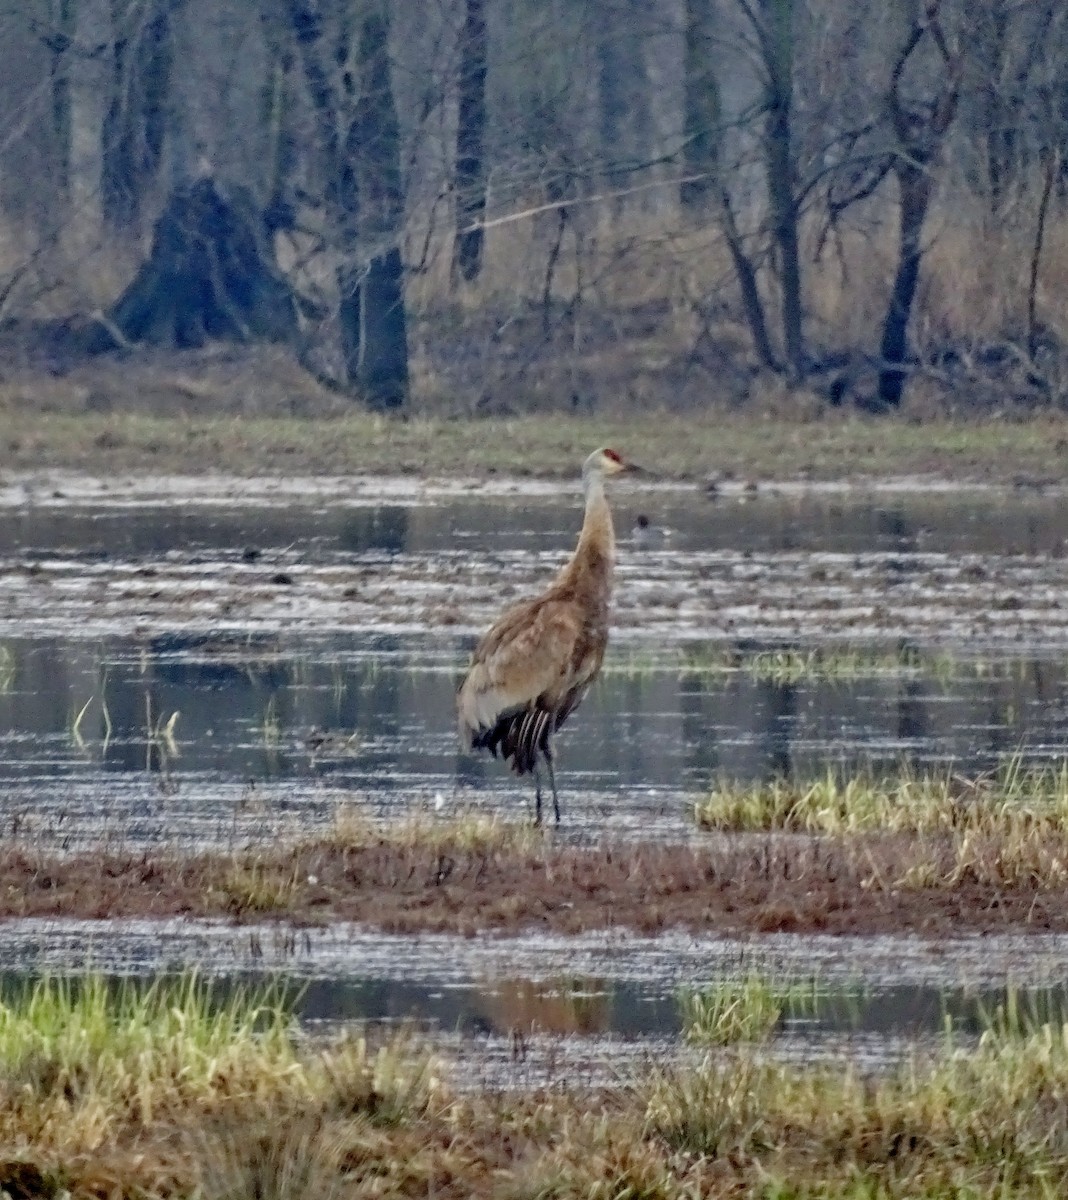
[631,513,671,549]
[457,447,641,824]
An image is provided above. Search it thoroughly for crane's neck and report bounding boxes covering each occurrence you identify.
[561,468,615,595]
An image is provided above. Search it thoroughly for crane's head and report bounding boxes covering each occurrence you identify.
[583,447,641,482]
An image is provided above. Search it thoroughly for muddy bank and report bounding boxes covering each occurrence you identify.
[3,833,1068,937]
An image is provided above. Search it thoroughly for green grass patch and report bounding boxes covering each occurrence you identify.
[678,973,827,1046]
[0,972,440,1197]
[645,991,1068,1196]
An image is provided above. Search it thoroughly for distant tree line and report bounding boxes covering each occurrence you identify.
[0,0,1066,412]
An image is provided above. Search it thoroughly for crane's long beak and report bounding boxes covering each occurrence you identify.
[624,460,655,479]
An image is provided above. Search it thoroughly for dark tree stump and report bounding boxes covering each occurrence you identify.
[89,177,298,353]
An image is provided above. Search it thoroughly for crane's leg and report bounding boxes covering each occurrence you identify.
[544,748,560,825]
[532,765,544,826]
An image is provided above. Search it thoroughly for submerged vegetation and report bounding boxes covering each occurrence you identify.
[604,643,1032,686]
[5,972,1068,1197]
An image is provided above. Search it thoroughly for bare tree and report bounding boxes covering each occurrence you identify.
[286,0,409,409]
[351,6,408,408]
[756,0,804,379]
[878,3,961,409]
[46,0,76,206]
[680,0,719,212]
[101,0,178,233]
[452,0,487,284]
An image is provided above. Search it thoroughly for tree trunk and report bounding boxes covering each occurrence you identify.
[260,17,298,233]
[761,0,803,379]
[286,0,349,217]
[94,177,298,353]
[101,0,175,233]
[1027,147,1056,363]
[680,0,719,211]
[452,0,487,284]
[878,165,931,408]
[358,247,408,409]
[717,187,779,371]
[351,8,408,409]
[48,0,74,206]
[596,0,651,195]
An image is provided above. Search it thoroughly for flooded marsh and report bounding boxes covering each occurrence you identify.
[5,474,1068,1109]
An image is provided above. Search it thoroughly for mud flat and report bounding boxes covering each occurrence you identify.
[0,829,1067,937]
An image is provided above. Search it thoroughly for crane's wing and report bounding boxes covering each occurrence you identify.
[457,595,599,767]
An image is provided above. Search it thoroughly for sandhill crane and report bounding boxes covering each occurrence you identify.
[457,447,640,824]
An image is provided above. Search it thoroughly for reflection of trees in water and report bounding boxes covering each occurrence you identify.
[679,672,720,787]
[338,507,410,554]
[757,678,797,779]
[18,628,1068,807]
[474,978,613,1037]
[875,505,917,550]
[895,639,928,769]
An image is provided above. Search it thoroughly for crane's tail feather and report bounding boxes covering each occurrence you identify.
[470,705,554,776]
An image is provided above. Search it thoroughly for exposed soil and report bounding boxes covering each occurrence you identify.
[2,833,1067,938]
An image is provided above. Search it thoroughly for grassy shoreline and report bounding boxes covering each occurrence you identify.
[3,409,1068,482]
[3,970,1068,1197]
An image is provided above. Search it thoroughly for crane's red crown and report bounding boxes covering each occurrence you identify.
[602,448,623,463]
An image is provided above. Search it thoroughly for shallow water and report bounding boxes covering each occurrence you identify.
[2,917,1067,1085]
[1,631,1068,848]
[5,486,1068,647]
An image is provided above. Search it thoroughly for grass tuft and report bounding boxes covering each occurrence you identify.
[678,974,824,1046]
[695,760,1068,836]
[328,804,546,855]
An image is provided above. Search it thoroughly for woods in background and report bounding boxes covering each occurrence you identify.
[0,0,1066,414]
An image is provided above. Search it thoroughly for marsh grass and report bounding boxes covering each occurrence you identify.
[695,760,1068,894]
[643,990,1068,1197]
[695,760,1068,836]
[329,803,546,855]
[6,972,1068,1196]
[221,861,301,915]
[0,973,443,1198]
[216,803,546,917]
[605,643,966,685]
[0,644,14,694]
[678,973,827,1046]
[683,644,962,685]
